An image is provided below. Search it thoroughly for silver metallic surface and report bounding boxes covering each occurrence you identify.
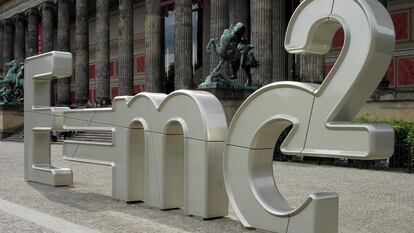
[223,0,395,232]
[25,53,229,218]
[24,1,396,231]
[24,51,73,186]
[59,90,229,219]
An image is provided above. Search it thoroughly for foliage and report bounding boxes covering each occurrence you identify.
[353,114,414,147]
[275,114,414,172]
[354,115,414,172]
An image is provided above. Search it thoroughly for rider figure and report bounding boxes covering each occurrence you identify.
[206,22,258,86]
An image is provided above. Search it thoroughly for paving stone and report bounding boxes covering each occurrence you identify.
[0,211,56,233]
[0,141,413,233]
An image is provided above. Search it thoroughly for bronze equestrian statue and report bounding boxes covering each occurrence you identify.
[0,60,24,104]
[202,22,258,87]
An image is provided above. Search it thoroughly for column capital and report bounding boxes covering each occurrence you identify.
[25,8,41,17]
[0,18,14,27]
[38,2,57,12]
[12,13,26,23]
[56,0,75,4]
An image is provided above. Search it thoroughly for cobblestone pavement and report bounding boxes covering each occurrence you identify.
[0,141,413,233]
[0,211,56,233]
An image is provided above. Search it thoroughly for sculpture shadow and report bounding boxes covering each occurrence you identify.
[27,182,253,233]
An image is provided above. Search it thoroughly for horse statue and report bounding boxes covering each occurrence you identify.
[204,22,258,87]
[0,60,24,103]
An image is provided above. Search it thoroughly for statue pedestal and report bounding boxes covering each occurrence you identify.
[200,87,256,124]
[0,104,24,139]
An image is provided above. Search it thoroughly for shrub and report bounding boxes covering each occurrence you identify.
[353,114,414,147]
[274,114,414,172]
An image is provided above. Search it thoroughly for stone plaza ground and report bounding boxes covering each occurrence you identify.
[0,141,413,233]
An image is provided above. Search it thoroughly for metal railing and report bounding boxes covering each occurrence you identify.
[274,143,413,174]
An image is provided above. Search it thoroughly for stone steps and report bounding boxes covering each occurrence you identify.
[4,130,24,142]
[4,130,64,144]
[68,131,112,143]
[4,130,113,144]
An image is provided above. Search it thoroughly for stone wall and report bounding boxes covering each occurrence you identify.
[0,0,51,21]
[201,88,255,124]
[0,105,23,139]
[357,100,414,122]
[0,0,26,14]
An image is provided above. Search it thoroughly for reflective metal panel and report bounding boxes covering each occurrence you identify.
[223,0,395,232]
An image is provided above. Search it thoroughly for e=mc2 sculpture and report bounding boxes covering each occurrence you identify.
[24,52,229,219]
[24,0,395,232]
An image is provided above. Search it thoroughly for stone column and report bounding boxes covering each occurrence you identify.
[144,0,162,92]
[26,8,39,57]
[57,0,70,52]
[40,2,56,105]
[118,0,134,95]
[299,55,324,83]
[40,2,55,53]
[209,0,229,72]
[75,0,89,104]
[201,1,210,79]
[95,0,110,102]
[174,0,193,90]
[13,14,26,66]
[378,0,387,7]
[56,0,71,106]
[229,0,249,84]
[272,0,288,82]
[251,0,272,86]
[229,0,249,28]
[196,7,203,77]
[0,25,3,75]
[288,0,301,81]
[2,19,14,77]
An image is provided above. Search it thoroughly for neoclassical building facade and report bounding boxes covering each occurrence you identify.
[0,0,414,120]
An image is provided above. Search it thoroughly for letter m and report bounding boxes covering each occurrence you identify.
[60,91,229,219]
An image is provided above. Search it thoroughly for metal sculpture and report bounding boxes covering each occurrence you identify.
[24,52,228,219]
[223,0,395,232]
[24,52,73,186]
[200,22,258,88]
[0,60,24,104]
[24,0,395,232]
[61,90,228,219]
